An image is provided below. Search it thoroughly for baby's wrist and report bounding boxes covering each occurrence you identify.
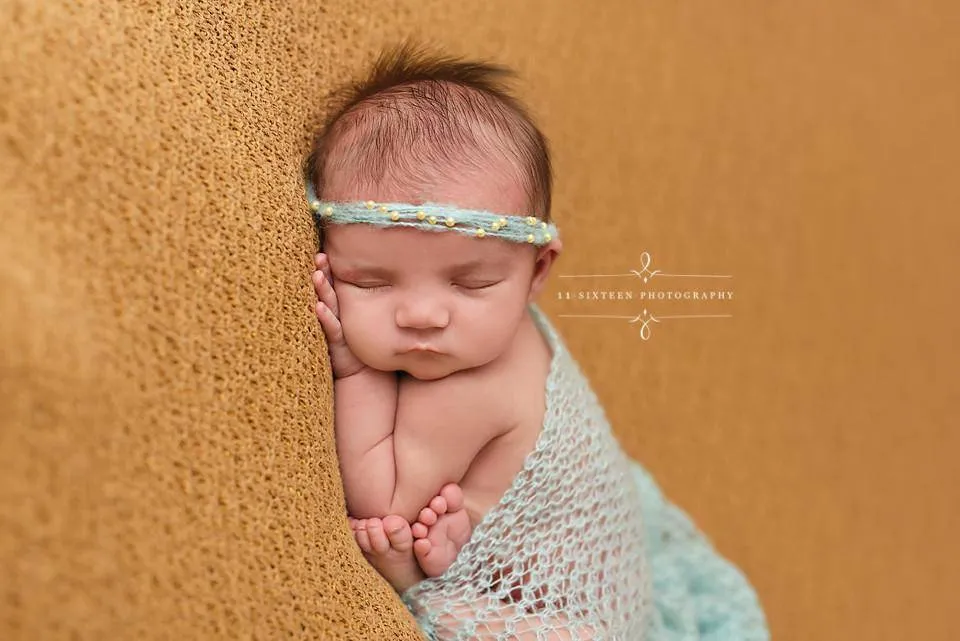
[334,363,368,380]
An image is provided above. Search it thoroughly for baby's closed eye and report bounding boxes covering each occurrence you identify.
[347,281,391,290]
[340,279,503,291]
[453,280,502,290]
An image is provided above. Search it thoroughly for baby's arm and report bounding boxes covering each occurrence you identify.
[313,253,407,519]
[332,367,402,518]
[335,368,455,523]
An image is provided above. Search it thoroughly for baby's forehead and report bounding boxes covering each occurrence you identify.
[325,224,521,271]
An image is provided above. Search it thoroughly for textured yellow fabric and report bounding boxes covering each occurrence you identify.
[0,1,424,638]
[2,1,958,640]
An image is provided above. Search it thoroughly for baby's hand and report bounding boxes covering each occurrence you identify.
[312,252,366,379]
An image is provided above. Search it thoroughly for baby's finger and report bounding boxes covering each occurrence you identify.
[314,254,336,287]
[311,269,326,298]
[313,251,330,272]
[319,262,334,288]
[314,254,334,282]
[312,270,341,318]
[315,302,345,344]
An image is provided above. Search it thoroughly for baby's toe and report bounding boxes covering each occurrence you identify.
[382,515,413,550]
[418,506,438,526]
[438,483,464,511]
[365,518,390,554]
[428,494,448,515]
[411,521,429,539]
[353,520,372,553]
[413,538,432,558]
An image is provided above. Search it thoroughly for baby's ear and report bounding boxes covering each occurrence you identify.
[527,238,563,302]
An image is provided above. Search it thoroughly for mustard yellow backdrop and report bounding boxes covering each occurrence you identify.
[1,1,955,640]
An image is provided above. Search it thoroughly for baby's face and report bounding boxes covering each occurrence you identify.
[324,222,538,381]
[320,163,559,380]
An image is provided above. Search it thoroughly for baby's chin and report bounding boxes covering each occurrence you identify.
[354,344,503,380]
[393,352,494,381]
[397,368,451,382]
[395,361,461,382]
[352,352,453,381]
[397,355,472,381]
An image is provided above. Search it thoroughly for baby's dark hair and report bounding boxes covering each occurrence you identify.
[305,39,553,222]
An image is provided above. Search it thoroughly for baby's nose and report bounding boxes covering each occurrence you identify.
[395,299,450,329]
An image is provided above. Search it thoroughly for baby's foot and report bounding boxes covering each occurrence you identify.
[348,515,426,593]
[411,483,473,577]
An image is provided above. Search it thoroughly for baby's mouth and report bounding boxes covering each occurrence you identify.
[402,344,442,354]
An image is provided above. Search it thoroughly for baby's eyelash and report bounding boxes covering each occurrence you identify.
[454,281,500,290]
[345,281,500,291]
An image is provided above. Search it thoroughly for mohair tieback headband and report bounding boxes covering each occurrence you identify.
[305,180,559,246]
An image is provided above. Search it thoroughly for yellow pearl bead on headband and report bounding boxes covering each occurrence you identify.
[305,182,560,248]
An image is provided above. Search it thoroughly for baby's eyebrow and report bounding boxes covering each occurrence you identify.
[446,259,488,274]
[335,264,393,279]
[336,259,491,278]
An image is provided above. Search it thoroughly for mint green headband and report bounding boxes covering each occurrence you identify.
[305,181,559,246]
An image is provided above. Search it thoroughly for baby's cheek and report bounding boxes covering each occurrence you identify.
[339,301,388,356]
[462,315,515,362]
[339,301,371,336]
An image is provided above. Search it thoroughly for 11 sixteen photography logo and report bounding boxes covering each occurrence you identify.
[555,252,733,341]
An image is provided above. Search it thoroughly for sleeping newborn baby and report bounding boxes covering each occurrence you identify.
[304,45,650,639]
[312,161,561,592]
[305,43,769,641]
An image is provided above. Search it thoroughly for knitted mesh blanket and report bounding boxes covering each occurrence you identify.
[400,304,769,641]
